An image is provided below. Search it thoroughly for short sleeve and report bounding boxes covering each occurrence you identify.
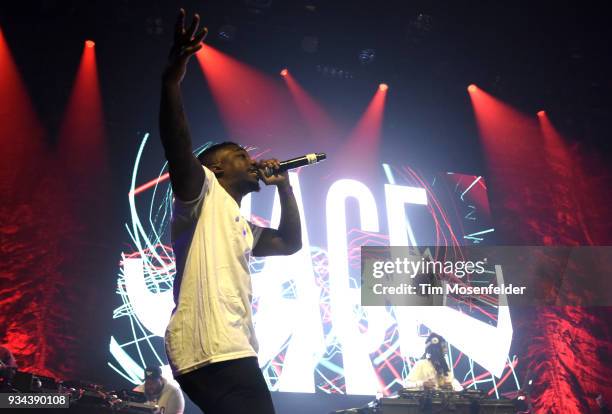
[171,166,212,224]
[248,222,264,249]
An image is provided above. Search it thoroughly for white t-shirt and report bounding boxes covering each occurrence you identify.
[404,359,463,391]
[165,166,263,376]
[133,378,185,414]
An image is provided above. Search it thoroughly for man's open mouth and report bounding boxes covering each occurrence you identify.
[249,169,260,179]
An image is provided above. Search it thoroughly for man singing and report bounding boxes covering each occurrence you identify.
[159,8,301,414]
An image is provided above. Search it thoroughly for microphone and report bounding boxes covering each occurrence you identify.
[263,153,327,177]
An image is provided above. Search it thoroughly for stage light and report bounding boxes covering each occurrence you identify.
[358,48,376,64]
[379,83,388,91]
[280,68,288,77]
[468,84,477,93]
[196,44,296,145]
[282,65,338,145]
[60,34,107,184]
[537,110,546,117]
[217,24,236,41]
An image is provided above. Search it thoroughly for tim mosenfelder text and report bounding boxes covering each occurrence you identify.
[371,283,526,296]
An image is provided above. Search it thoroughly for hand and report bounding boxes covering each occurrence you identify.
[440,381,453,391]
[423,379,437,390]
[163,9,208,84]
[256,159,290,187]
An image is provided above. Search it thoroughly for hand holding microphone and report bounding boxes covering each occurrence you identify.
[255,153,326,187]
[255,159,288,187]
[261,153,327,177]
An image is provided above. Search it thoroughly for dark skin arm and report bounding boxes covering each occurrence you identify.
[160,9,208,201]
[252,159,302,256]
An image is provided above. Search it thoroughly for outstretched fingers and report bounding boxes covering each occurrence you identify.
[181,24,207,58]
[180,43,203,58]
[169,9,207,61]
[174,8,186,41]
[193,26,208,45]
[185,13,200,40]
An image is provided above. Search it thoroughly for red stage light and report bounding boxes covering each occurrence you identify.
[196,44,296,145]
[282,67,338,146]
[85,40,95,48]
[280,68,288,77]
[468,84,477,93]
[379,83,388,91]
[0,24,46,194]
[537,110,546,117]
[337,83,388,182]
[59,36,107,186]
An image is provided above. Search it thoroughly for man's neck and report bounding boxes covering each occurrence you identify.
[219,180,243,206]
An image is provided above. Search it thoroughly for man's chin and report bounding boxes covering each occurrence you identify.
[247,180,261,192]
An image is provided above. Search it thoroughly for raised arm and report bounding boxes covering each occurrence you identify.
[160,9,208,201]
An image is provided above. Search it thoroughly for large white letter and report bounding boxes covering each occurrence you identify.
[384,184,429,359]
[326,179,381,395]
[252,173,324,393]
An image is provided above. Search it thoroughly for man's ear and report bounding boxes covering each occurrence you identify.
[209,164,224,178]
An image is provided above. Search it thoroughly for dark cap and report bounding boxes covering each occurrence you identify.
[144,366,162,380]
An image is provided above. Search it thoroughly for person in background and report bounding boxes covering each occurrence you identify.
[404,333,463,391]
[133,366,184,414]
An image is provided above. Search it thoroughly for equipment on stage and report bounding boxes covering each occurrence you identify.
[11,370,59,393]
[262,152,327,176]
[3,372,158,413]
[63,382,158,413]
[382,389,517,414]
[332,389,520,414]
[107,398,159,413]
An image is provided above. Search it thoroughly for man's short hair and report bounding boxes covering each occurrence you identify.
[196,142,242,167]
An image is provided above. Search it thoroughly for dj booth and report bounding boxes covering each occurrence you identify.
[1,371,159,414]
[3,371,522,414]
[334,390,520,414]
